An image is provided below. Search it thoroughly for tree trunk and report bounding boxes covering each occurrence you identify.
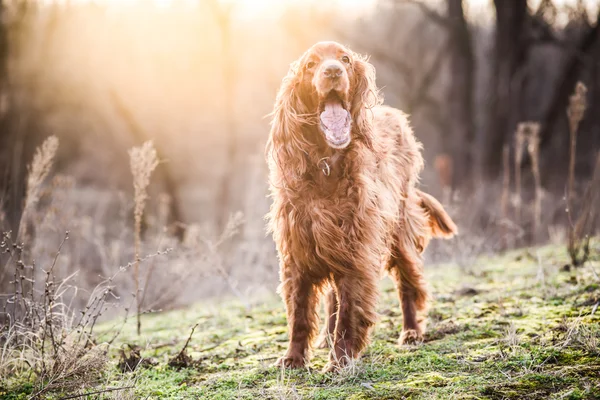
[0,0,24,233]
[216,15,237,230]
[445,0,475,189]
[539,14,600,180]
[208,1,238,231]
[484,0,529,178]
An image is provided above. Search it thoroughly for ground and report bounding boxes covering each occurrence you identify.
[4,244,600,399]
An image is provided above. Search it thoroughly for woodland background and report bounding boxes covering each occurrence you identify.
[1,0,599,310]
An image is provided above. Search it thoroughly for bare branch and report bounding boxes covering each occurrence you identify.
[393,0,451,29]
[406,37,451,113]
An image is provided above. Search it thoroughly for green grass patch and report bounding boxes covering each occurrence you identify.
[3,244,599,399]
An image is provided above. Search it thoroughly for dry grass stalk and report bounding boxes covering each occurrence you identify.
[434,153,453,204]
[569,151,600,266]
[527,122,543,236]
[1,228,166,395]
[500,144,510,220]
[522,122,542,238]
[566,81,587,210]
[504,323,520,356]
[0,232,123,398]
[565,82,589,266]
[168,323,199,369]
[203,212,249,307]
[128,140,159,335]
[500,144,511,249]
[514,125,527,224]
[18,135,59,242]
[1,136,59,326]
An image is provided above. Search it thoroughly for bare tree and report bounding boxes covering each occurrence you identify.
[0,0,40,234]
[540,11,600,170]
[484,0,529,178]
[207,0,238,230]
[445,0,475,189]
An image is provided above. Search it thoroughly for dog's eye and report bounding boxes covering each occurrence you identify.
[306,61,316,70]
[341,56,350,64]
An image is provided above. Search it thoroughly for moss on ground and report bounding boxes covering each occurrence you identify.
[3,244,600,399]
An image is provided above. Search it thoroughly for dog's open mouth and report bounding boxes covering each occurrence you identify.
[319,92,351,149]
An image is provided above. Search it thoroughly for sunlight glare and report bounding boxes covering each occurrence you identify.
[50,0,377,16]
[221,0,377,19]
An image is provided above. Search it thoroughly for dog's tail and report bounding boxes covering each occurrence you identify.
[416,189,457,239]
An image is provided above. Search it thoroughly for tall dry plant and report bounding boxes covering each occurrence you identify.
[568,151,599,267]
[566,82,588,266]
[500,144,510,220]
[522,122,542,238]
[514,125,527,224]
[500,144,511,249]
[1,231,142,398]
[566,82,587,209]
[18,135,59,242]
[434,153,453,204]
[128,140,159,335]
[3,136,60,301]
[517,122,543,238]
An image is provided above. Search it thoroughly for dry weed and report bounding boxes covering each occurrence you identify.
[566,81,587,208]
[514,125,526,224]
[18,135,59,243]
[128,140,159,335]
[566,82,592,267]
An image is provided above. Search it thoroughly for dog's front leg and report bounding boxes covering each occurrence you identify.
[324,272,378,372]
[274,267,320,369]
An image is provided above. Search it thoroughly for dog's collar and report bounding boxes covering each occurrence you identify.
[317,152,343,177]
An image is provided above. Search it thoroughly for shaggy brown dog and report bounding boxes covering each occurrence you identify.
[266,41,457,371]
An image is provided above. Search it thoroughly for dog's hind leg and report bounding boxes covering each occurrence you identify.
[387,245,429,345]
[274,266,322,369]
[323,271,378,371]
[316,286,338,349]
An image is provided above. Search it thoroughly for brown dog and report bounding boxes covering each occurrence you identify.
[266,41,457,371]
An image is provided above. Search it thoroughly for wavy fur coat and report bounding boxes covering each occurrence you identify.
[266,41,457,371]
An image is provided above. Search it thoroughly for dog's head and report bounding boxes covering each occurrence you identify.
[270,41,380,152]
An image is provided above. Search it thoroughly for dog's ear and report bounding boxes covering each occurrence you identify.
[350,56,380,150]
[266,59,313,175]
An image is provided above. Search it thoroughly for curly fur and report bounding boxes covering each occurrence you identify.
[266,42,457,370]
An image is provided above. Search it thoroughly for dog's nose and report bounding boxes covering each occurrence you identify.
[323,64,343,79]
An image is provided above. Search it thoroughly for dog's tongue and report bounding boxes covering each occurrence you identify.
[320,100,350,143]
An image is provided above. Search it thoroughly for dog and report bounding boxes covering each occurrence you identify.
[266,41,457,371]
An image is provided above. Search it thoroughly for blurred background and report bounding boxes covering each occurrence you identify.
[0,0,599,311]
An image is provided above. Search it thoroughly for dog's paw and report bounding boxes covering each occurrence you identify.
[321,361,340,373]
[399,329,424,346]
[272,354,305,369]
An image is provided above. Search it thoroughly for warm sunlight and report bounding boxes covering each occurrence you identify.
[3,0,600,396]
[218,0,377,18]
[43,0,600,23]
[51,0,377,16]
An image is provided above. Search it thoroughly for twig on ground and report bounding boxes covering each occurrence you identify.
[168,323,199,369]
[57,386,135,400]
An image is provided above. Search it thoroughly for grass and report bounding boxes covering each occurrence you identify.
[2,243,599,399]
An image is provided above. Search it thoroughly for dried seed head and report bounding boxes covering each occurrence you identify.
[25,136,59,211]
[568,81,587,131]
[129,141,159,230]
[518,122,541,158]
[515,124,528,165]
